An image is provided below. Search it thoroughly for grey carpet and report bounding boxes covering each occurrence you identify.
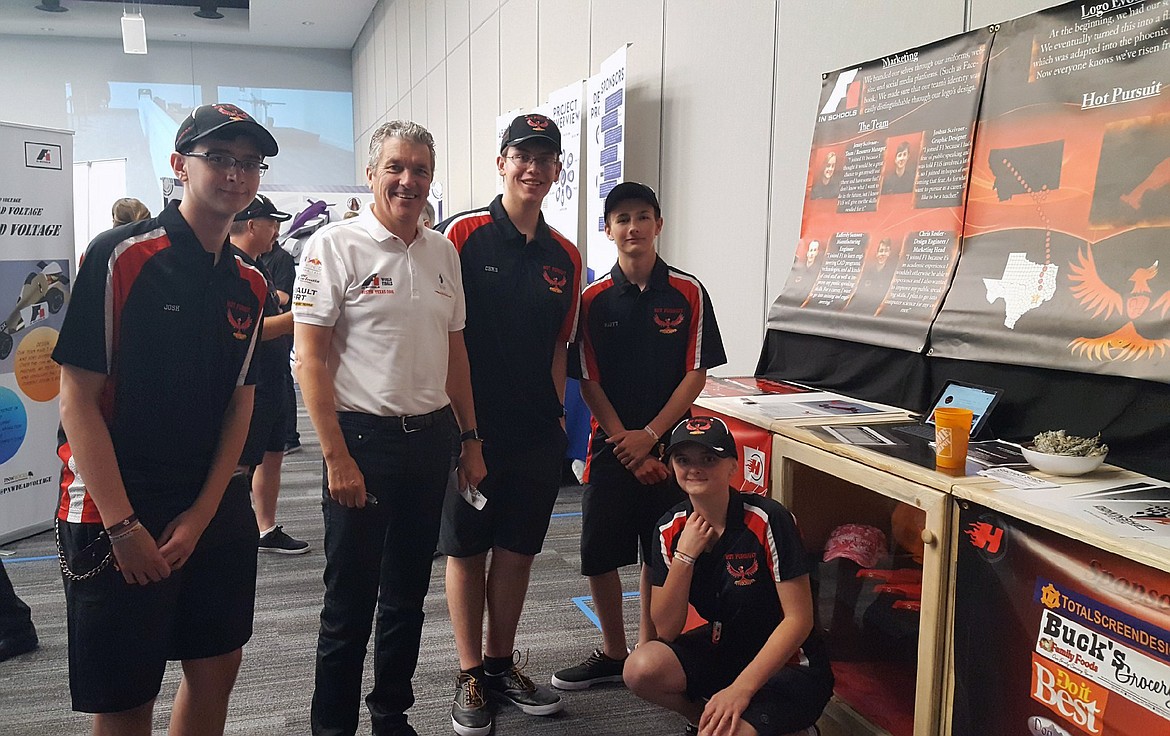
[0,398,685,736]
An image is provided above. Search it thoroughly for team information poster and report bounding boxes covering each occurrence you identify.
[953,502,1170,735]
[931,0,1170,382]
[768,31,989,352]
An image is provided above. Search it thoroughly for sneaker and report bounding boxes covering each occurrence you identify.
[283,441,302,455]
[451,671,492,736]
[550,648,625,690]
[258,526,310,555]
[483,651,563,716]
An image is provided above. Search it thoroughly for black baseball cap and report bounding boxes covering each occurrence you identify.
[500,113,561,152]
[604,181,661,220]
[663,416,738,460]
[234,194,291,222]
[175,103,279,157]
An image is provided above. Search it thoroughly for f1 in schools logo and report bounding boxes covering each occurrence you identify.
[25,142,63,170]
[818,68,861,122]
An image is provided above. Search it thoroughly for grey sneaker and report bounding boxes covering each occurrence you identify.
[550,648,625,690]
[483,652,563,716]
[451,672,492,736]
[258,526,310,555]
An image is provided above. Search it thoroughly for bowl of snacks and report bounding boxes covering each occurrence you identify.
[1022,431,1108,476]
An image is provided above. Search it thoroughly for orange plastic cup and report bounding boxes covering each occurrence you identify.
[933,407,973,469]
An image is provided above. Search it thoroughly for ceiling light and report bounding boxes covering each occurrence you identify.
[35,1,68,12]
[194,3,223,19]
[122,12,148,55]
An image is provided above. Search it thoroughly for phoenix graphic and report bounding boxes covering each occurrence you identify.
[654,313,684,334]
[726,559,758,586]
[227,310,253,340]
[543,269,566,293]
[1067,246,1170,361]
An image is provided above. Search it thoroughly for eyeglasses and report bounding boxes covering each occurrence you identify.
[505,153,559,169]
[184,151,269,177]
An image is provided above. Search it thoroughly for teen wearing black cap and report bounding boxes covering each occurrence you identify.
[230,195,309,555]
[52,103,275,735]
[624,417,832,736]
[437,113,582,734]
[551,182,725,691]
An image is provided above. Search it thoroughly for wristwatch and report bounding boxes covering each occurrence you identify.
[460,428,483,443]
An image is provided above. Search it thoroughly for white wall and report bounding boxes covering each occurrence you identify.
[0,35,354,213]
[351,0,1062,373]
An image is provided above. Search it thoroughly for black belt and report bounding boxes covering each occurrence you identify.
[337,405,451,434]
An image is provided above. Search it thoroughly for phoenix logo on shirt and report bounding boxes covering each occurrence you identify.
[543,265,567,294]
[226,301,254,340]
[361,274,395,295]
[726,556,758,586]
[654,308,685,334]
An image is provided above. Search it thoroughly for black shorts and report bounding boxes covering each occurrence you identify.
[439,431,567,557]
[240,389,288,467]
[60,474,259,713]
[580,452,684,576]
[666,624,834,736]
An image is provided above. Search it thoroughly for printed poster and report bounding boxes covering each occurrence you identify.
[952,502,1170,736]
[535,80,584,246]
[768,31,990,352]
[932,0,1170,382]
[585,45,628,276]
[0,122,74,543]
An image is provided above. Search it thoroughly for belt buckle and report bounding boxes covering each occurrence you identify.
[401,415,422,433]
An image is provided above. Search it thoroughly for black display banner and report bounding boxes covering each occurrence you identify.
[931,0,1170,382]
[952,501,1170,735]
[768,31,990,352]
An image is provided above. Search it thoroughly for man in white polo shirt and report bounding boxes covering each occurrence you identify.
[293,120,486,736]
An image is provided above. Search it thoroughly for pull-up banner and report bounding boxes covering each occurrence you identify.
[768,30,990,352]
[931,0,1170,382]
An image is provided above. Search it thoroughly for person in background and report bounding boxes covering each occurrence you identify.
[552,182,726,691]
[256,226,302,458]
[53,103,274,736]
[111,197,150,228]
[624,417,832,736]
[0,559,37,663]
[420,201,436,230]
[230,194,309,555]
[294,120,484,736]
[437,113,582,736]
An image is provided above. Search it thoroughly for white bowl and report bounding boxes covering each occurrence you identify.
[1022,447,1106,476]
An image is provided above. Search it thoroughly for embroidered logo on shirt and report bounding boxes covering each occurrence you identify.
[226,301,254,340]
[360,274,395,295]
[725,554,758,586]
[654,307,685,334]
[543,265,567,294]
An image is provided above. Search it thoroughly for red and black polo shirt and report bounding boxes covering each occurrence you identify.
[440,195,582,447]
[653,491,829,671]
[53,202,266,523]
[570,257,725,461]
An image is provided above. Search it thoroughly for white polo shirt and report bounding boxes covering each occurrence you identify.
[293,206,466,417]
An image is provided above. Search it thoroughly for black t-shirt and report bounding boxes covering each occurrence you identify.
[570,257,726,459]
[653,491,829,670]
[439,195,582,447]
[53,202,265,505]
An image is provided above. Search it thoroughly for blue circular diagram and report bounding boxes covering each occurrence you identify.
[0,386,29,464]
